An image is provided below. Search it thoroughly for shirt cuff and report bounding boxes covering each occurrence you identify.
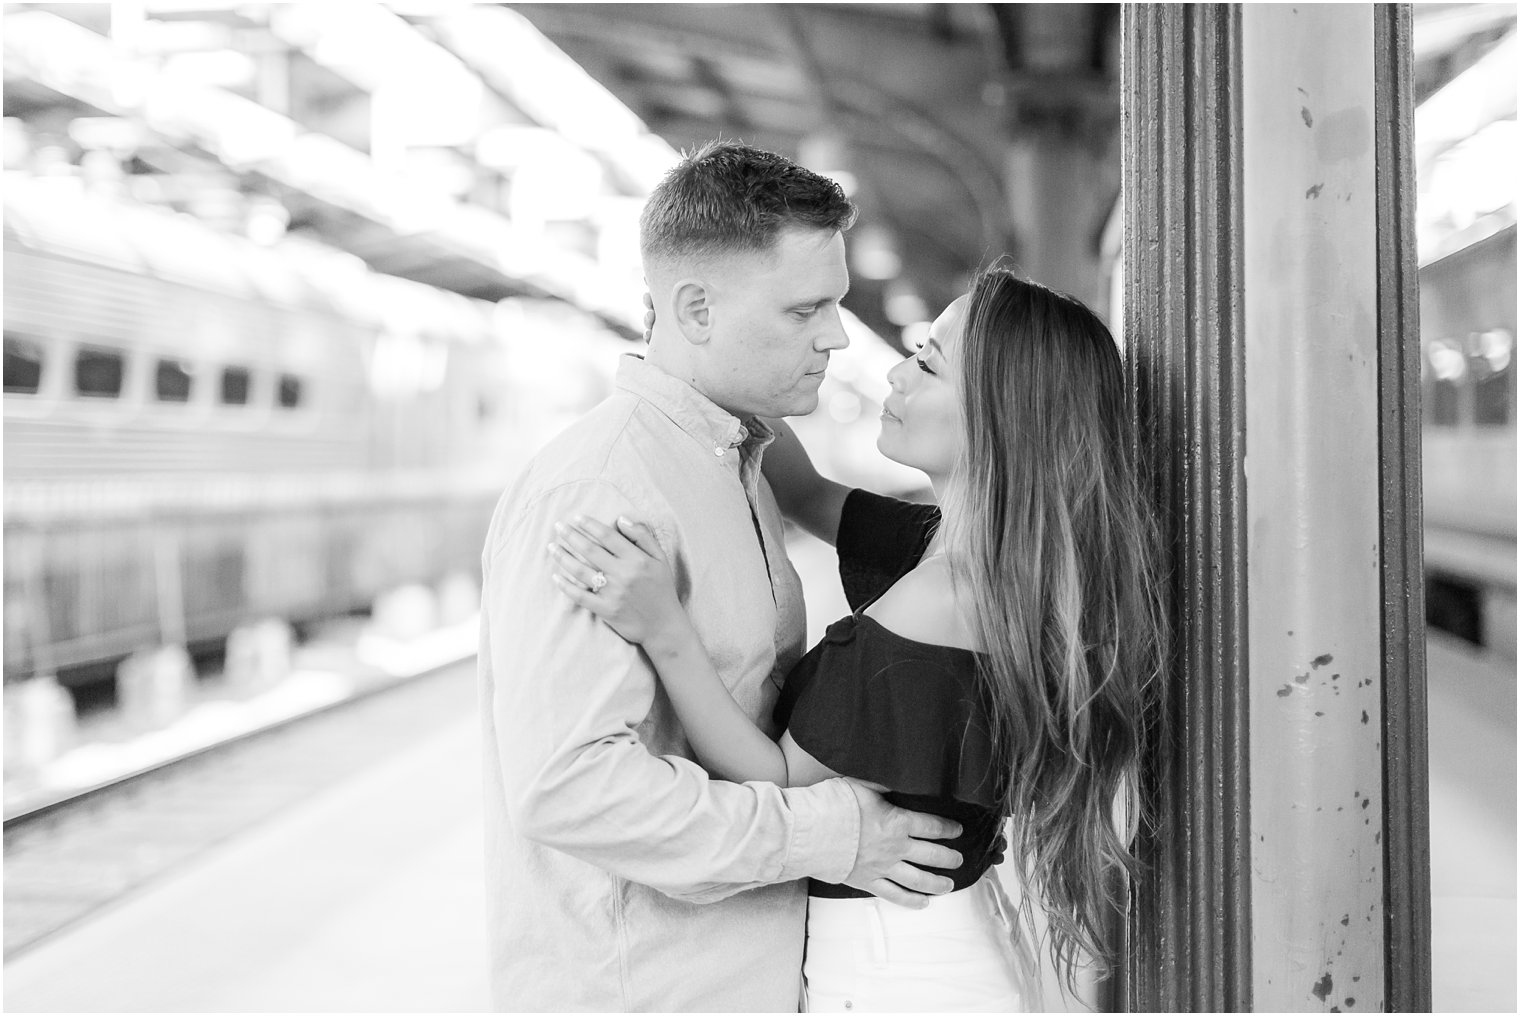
[778,778,860,884]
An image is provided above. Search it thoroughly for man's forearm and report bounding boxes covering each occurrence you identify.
[504,734,858,902]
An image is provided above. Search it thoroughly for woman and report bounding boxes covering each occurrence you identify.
[548,268,1165,1011]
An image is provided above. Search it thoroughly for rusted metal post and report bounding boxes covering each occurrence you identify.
[1118,3,1430,1011]
[1372,6,1433,1012]
[1242,5,1387,1008]
[1118,5,1252,1011]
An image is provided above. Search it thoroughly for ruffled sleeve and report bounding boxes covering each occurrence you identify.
[836,489,942,611]
[776,615,1001,809]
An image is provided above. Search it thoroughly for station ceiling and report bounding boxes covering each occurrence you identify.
[501,2,1120,334]
[4,3,1510,346]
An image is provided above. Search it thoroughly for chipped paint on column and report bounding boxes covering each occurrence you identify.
[1242,4,1385,1012]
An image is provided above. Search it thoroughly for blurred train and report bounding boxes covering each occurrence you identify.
[2,174,627,698]
[1101,190,1517,663]
[1418,221,1517,661]
[1,173,916,720]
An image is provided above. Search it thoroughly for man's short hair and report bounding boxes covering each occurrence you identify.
[640,140,857,267]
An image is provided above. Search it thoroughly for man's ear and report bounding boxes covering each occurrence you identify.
[670,278,713,345]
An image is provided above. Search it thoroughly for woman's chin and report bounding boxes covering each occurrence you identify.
[875,431,907,468]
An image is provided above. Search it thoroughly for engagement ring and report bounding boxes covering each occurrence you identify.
[590,571,607,592]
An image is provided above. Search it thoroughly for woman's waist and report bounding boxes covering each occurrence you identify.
[805,875,1006,939]
[808,793,1004,900]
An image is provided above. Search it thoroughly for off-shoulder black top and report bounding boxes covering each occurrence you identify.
[773,488,1006,899]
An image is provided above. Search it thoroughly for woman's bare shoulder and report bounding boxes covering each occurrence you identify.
[861,556,981,652]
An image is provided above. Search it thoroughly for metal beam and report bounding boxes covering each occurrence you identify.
[1117,5,1252,1010]
[1372,6,1434,1011]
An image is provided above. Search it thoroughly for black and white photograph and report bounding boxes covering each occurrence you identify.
[2,3,1514,1013]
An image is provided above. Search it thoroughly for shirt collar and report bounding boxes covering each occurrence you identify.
[616,354,774,458]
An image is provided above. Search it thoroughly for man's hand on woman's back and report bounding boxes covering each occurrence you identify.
[841,779,963,908]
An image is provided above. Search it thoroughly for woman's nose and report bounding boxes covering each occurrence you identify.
[886,357,909,391]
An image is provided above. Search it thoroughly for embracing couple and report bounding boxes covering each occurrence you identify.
[479,141,1164,1013]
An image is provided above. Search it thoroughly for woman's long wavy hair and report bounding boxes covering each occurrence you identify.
[939,268,1166,993]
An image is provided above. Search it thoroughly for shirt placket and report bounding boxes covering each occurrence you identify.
[737,432,782,603]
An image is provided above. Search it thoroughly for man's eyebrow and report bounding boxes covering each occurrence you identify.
[789,292,847,310]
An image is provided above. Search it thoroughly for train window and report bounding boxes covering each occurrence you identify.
[4,333,44,395]
[1471,328,1513,427]
[1426,338,1465,427]
[277,373,304,409]
[74,345,125,399]
[1473,371,1511,426]
[1428,380,1461,426]
[1426,573,1483,647]
[220,366,251,406]
[154,358,194,403]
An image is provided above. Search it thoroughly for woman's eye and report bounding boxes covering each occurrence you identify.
[915,357,934,375]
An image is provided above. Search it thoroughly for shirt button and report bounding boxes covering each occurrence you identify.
[844,1002,853,1010]
[713,446,725,457]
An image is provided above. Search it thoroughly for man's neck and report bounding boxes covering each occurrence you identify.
[643,342,747,421]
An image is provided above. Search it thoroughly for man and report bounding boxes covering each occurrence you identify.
[479,141,961,1012]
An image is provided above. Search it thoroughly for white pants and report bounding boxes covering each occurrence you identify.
[800,874,1044,1013]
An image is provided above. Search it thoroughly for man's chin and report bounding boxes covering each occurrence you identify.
[780,393,821,418]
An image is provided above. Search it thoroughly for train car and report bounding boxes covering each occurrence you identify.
[1100,189,1516,663]
[1418,221,1517,660]
[2,174,620,696]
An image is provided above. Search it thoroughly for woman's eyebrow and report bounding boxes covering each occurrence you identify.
[923,338,944,357]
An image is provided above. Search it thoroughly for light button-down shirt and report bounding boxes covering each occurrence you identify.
[479,354,861,1011]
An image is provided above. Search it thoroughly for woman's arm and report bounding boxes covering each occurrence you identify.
[759,419,850,547]
[638,614,790,786]
[550,516,790,786]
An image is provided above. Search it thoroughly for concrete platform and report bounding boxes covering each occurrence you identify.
[3,715,490,1013]
[3,543,1512,1012]
[1426,633,1517,1013]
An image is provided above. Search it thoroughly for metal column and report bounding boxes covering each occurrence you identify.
[1119,5,1251,1011]
[1118,4,1430,1011]
[1372,7,1433,1013]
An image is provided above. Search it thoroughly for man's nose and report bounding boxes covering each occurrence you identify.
[814,312,849,351]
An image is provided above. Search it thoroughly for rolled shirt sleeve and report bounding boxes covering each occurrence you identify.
[485,477,860,902]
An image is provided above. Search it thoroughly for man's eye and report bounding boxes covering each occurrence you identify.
[793,307,818,320]
[915,357,934,375]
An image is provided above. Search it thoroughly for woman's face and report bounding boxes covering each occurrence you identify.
[877,296,967,481]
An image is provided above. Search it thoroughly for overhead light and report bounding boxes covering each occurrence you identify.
[435,6,677,193]
[509,148,605,226]
[4,118,31,170]
[828,391,863,425]
[67,116,144,154]
[3,7,644,332]
[1415,31,1516,170]
[798,133,857,197]
[852,225,902,281]
[442,7,644,145]
[264,2,483,148]
[825,170,859,197]
[902,321,931,351]
[476,125,581,172]
[884,281,928,326]
[1428,340,1467,382]
[244,197,289,246]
